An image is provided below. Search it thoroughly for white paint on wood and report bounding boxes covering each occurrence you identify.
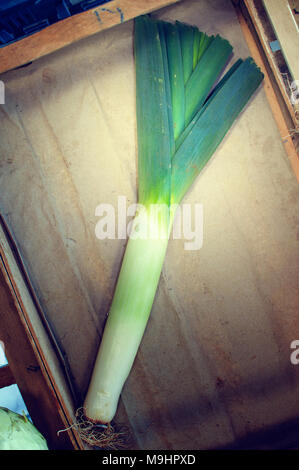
[263,0,299,81]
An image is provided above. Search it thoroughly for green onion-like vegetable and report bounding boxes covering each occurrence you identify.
[83,15,263,424]
[0,407,48,450]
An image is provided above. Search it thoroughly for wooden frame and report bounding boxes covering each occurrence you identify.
[0,0,181,75]
[0,217,84,450]
[235,0,299,183]
[0,364,15,389]
[241,0,298,128]
[262,0,299,85]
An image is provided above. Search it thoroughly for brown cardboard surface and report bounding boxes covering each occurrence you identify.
[1,0,299,450]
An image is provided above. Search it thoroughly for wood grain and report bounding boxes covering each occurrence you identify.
[0,365,15,389]
[0,0,181,75]
[0,225,83,449]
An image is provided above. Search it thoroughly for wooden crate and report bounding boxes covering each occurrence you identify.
[0,0,299,450]
[0,0,181,75]
[240,0,298,143]
[0,216,83,449]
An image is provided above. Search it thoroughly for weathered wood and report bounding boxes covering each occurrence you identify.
[236,2,299,183]
[289,0,299,28]
[244,0,299,127]
[0,0,181,75]
[0,223,83,449]
[0,365,15,389]
[263,0,299,83]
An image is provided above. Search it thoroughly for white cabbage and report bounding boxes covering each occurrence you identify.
[0,407,48,450]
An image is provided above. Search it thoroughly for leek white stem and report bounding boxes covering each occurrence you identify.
[84,208,169,423]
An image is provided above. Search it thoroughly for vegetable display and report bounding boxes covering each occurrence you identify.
[83,15,264,425]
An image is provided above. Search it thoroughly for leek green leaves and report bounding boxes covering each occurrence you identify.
[135,15,263,207]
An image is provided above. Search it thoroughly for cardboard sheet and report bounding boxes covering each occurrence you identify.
[1,0,299,449]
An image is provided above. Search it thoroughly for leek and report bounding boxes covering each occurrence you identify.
[83,15,263,425]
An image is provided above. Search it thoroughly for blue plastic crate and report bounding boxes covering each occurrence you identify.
[0,0,113,47]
